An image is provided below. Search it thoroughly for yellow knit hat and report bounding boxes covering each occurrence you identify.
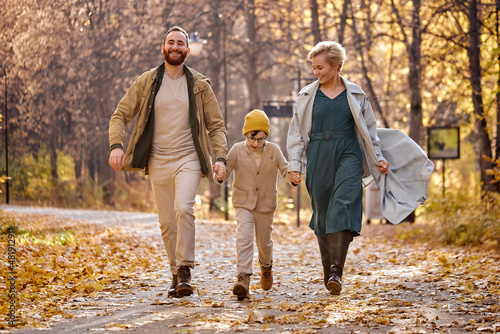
[242,109,270,137]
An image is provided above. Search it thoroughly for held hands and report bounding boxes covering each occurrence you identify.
[288,171,301,185]
[109,148,125,172]
[214,161,226,181]
[378,160,390,175]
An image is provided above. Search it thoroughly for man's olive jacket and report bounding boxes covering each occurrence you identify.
[109,63,228,181]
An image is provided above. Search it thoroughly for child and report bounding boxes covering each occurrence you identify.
[216,109,300,300]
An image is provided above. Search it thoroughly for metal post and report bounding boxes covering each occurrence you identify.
[3,71,8,204]
[442,159,445,200]
[222,18,229,221]
[296,69,301,227]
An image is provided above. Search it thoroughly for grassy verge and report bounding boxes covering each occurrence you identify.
[400,192,500,251]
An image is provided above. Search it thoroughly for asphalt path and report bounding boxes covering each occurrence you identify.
[2,205,499,334]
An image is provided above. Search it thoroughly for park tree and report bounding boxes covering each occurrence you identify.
[165,0,241,212]
[390,0,425,145]
[2,0,499,208]
[496,0,500,165]
[466,0,497,194]
[349,0,390,128]
[7,0,78,187]
[428,0,499,194]
[309,0,322,44]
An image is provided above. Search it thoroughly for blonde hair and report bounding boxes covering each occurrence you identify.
[307,41,347,72]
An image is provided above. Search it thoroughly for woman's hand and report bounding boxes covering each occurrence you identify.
[378,160,389,175]
[288,171,301,184]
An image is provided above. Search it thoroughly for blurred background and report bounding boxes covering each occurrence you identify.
[0,0,499,246]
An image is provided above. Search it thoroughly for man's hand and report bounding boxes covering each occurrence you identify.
[288,171,301,185]
[109,148,124,172]
[378,160,389,175]
[214,161,226,181]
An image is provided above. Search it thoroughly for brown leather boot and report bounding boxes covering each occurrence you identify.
[233,274,250,300]
[168,275,177,298]
[177,266,193,296]
[326,231,352,295]
[260,265,273,291]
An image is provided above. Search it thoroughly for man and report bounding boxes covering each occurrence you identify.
[109,26,228,297]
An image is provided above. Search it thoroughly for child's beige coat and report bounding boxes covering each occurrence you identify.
[222,141,291,213]
[221,140,292,275]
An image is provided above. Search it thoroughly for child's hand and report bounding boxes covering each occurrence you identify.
[288,171,301,185]
[216,168,225,181]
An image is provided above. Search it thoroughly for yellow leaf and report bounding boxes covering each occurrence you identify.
[313,319,328,324]
[437,254,450,265]
[459,297,477,303]
[464,281,474,293]
[465,264,481,273]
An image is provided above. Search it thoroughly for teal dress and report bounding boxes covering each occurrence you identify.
[305,89,363,237]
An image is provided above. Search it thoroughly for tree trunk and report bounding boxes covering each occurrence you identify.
[74,150,83,180]
[350,5,389,128]
[496,0,500,164]
[88,143,97,182]
[468,0,496,194]
[245,0,260,109]
[49,136,58,185]
[359,0,373,50]
[408,0,423,147]
[309,0,321,45]
[338,0,350,44]
[95,77,115,204]
[99,143,114,204]
[207,7,224,212]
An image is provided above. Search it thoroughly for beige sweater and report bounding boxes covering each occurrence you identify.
[223,141,291,214]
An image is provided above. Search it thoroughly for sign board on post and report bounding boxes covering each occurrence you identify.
[427,127,460,160]
[262,101,293,118]
[427,126,460,200]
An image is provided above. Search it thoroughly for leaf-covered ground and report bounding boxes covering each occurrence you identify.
[1,209,499,333]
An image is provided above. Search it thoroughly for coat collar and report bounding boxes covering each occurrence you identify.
[184,65,212,94]
[298,75,365,97]
[243,141,267,155]
[151,63,211,95]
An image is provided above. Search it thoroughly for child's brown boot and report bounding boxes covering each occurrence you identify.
[233,274,250,300]
[260,265,273,291]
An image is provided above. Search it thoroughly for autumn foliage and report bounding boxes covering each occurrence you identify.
[1,210,499,332]
[0,211,163,328]
[0,0,499,273]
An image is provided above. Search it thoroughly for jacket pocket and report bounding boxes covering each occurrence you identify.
[232,186,248,205]
[260,190,278,214]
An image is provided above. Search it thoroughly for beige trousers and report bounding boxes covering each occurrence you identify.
[234,208,274,275]
[149,152,201,275]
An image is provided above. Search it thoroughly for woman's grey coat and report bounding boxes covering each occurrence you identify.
[287,77,434,224]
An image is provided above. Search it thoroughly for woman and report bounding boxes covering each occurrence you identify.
[287,41,389,295]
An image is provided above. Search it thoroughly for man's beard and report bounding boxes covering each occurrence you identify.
[163,49,188,66]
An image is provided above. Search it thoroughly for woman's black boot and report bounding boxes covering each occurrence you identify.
[316,235,331,289]
[326,231,352,295]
